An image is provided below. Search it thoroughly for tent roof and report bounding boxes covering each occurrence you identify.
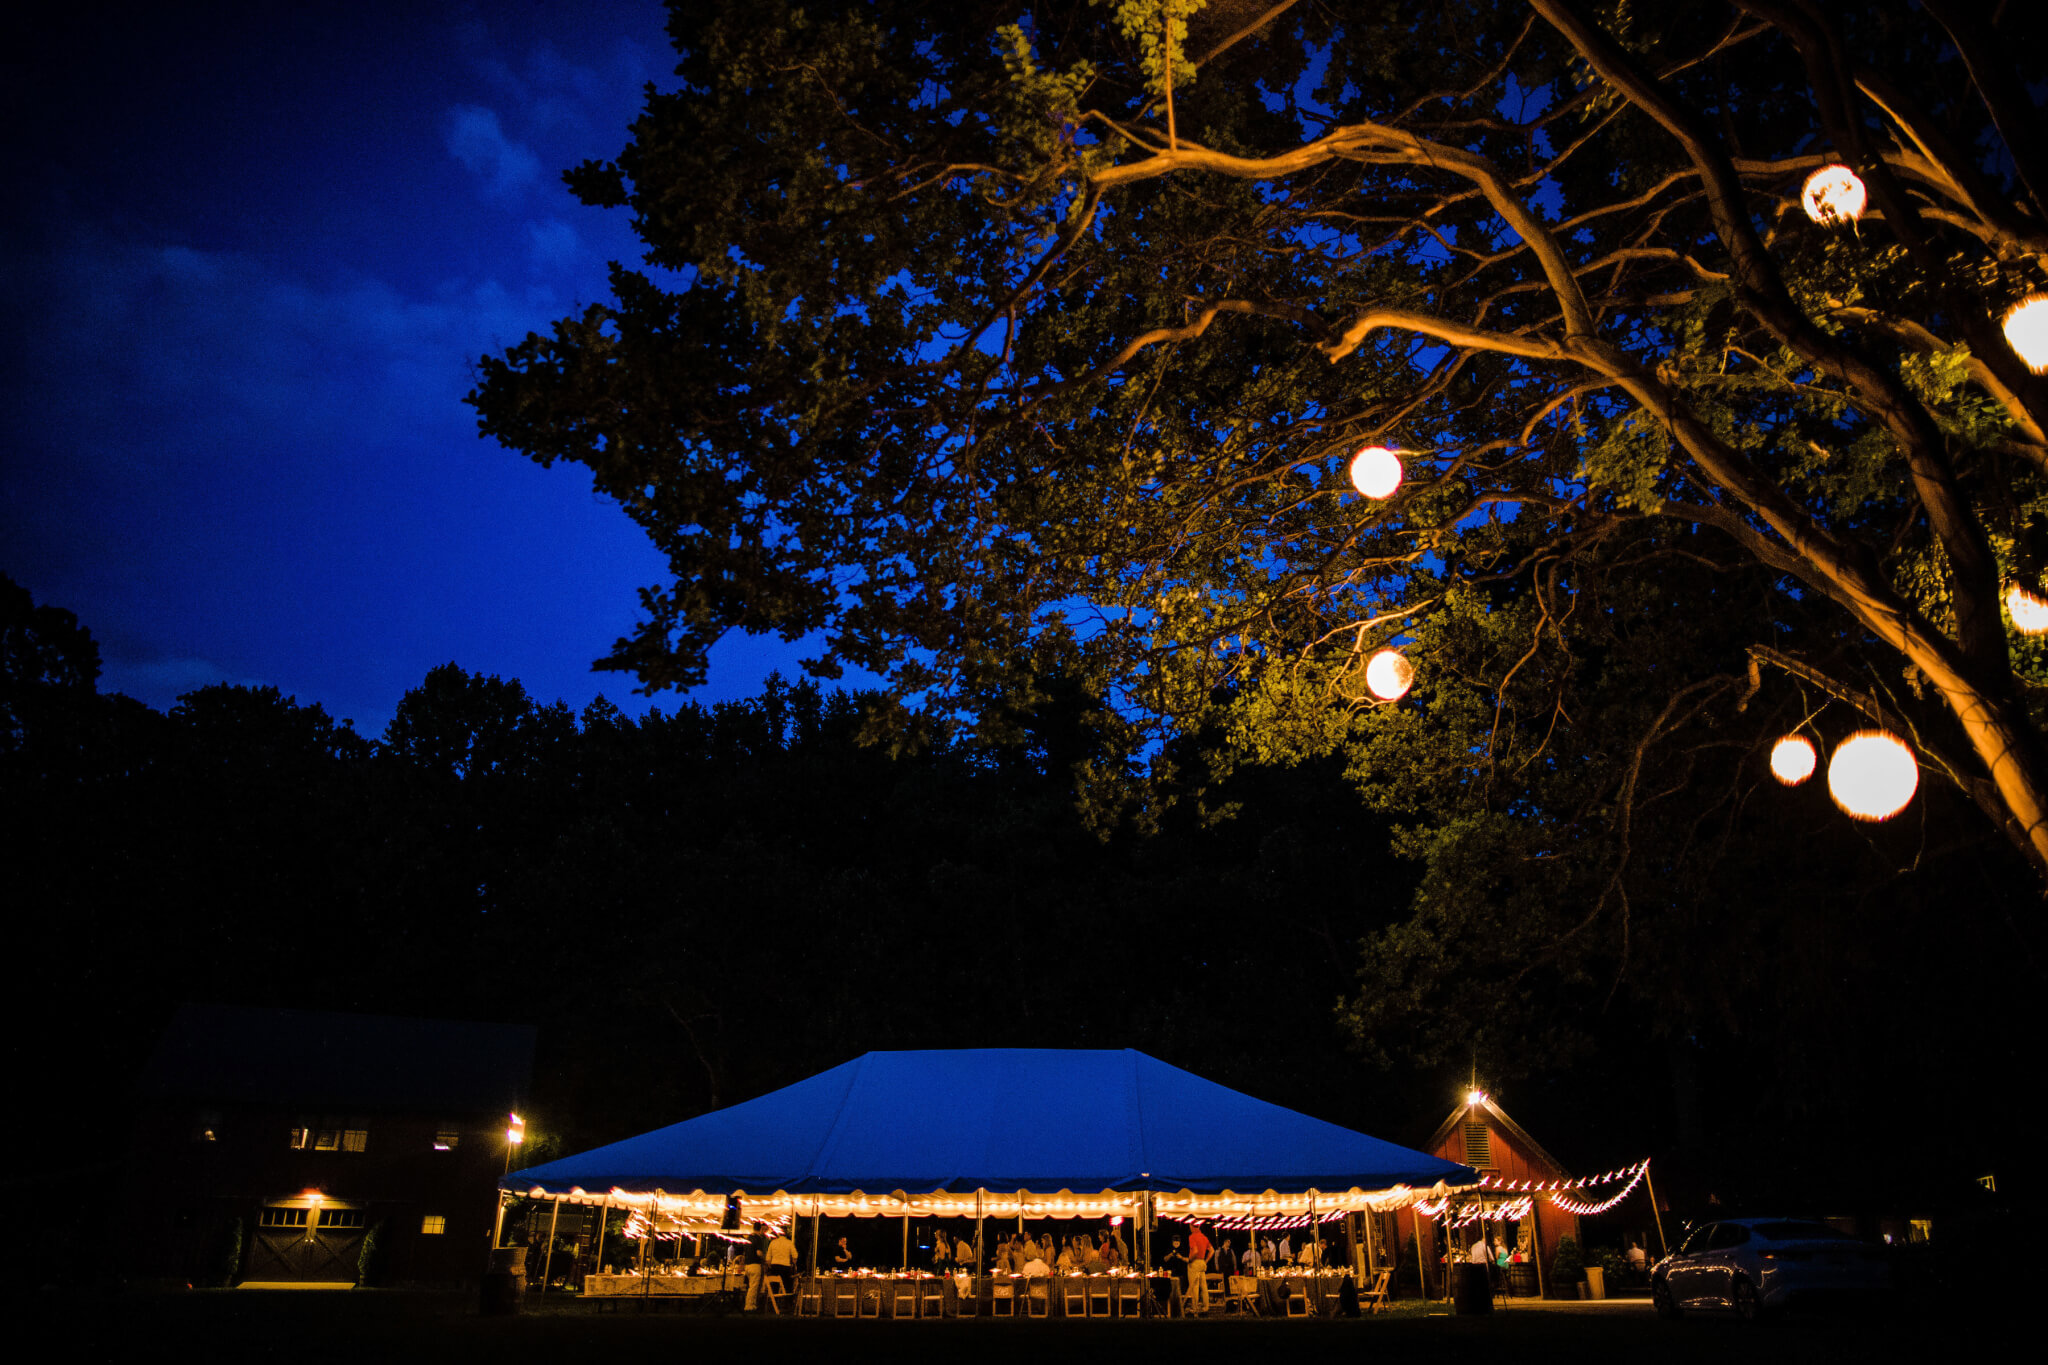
[507,1049,1476,1195]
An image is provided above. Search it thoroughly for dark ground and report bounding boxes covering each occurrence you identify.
[41,1289,1994,1363]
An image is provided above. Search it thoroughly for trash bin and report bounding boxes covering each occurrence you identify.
[480,1246,527,1316]
[1452,1262,1494,1315]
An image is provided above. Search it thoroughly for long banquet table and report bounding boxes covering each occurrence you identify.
[584,1265,762,1307]
[801,1271,1180,1318]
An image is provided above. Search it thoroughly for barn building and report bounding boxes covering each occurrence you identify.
[128,1004,534,1287]
[1392,1090,1581,1296]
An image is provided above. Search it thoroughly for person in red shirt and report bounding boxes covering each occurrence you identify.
[1187,1226,1213,1310]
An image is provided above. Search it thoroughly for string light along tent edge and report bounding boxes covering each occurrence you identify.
[1826,729,1919,821]
[1348,446,1404,500]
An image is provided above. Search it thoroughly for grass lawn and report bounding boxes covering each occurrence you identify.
[47,1287,1989,1363]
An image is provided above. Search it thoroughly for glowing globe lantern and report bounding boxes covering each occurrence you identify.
[1769,734,1817,786]
[1801,164,1866,227]
[1363,648,1414,701]
[1827,730,1918,821]
[2006,580,2048,634]
[1349,445,1404,500]
[2003,294,2048,375]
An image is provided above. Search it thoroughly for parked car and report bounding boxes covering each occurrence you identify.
[1652,1218,1890,1319]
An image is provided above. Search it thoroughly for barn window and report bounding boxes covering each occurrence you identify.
[316,1207,366,1230]
[1463,1122,1492,1168]
[259,1207,309,1229]
[422,1215,447,1235]
[342,1130,368,1153]
[433,1130,460,1151]
[313,1130,341,1151]
[287,1128,310,1149]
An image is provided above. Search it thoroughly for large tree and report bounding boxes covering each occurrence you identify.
[471,0,2048,910]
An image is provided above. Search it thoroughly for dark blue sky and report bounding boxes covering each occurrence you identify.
[3,1,824,736]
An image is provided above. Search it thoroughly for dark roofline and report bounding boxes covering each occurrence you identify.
[1427,1097,1572,1178]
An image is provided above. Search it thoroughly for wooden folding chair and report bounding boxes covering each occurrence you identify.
[890,1280,919,1318]
[1026,1279,1051,1317]
[1361,1269,1392,1315]
[1285,1280,1312,1317]
[795,1276,823,1317]
[1225,1275,1261,1315]
[1204,1274,1227,1313]
[763,1275,789,1315]
[1086,1276,1113,1317]
[955,1275,979,1317]
[992,1277,1017,1316]
[1116,1277,1144,1318]
[1061,1278,1088,1317]
[858,1277,883,1318]
[918,1278,947,1318]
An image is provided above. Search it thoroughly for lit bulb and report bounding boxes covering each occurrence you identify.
[1827,730,1918,821]
[1364,649,1413,701]
[1801,164,1866,226]
[2003,295,2048,375]
[1348,446,1404,499]
[2007,580,2048,633]
[1466,1089,1487,1107]
[1769,734,1817,785]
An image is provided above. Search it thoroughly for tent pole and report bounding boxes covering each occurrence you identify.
[1530,1196,1546,1299]
[540,1195,560,1293]
[1439,1208,1451,1302]
[808,1197,820,1281]
[901,1206,909,1271]
[1413,1209,1427,1300]
[1643,1162,1669,1257]
[594,1195,609,1275]
[974,1189,984,1280]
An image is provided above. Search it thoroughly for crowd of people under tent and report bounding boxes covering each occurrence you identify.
[740,1219,1342,1310]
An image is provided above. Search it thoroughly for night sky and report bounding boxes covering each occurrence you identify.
[3,1,823,735]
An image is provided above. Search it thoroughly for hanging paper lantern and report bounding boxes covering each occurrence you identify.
[1769,734,1817,786]
[1801,164,1866,227]
[2002,294,2048,375]
[1827,730,1918,821]
[1348,445,1404,500]
[2006,580,2048,634]
[1363,648,1413,701]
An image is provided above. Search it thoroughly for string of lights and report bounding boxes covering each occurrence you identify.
[1159,1210,1346,1231]
[1545,1164,1648,1216]
[1444,1196,1532,1227]
[1473,1158,1650,1194]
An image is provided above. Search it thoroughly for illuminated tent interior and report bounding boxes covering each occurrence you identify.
[504,1049,1477,1230]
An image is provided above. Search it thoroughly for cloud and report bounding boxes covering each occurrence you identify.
[444,104,541,198]
[527,218,581,272]
[99,652,274,712]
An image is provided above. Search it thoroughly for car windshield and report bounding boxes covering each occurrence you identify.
[1751,1221,1857,1242]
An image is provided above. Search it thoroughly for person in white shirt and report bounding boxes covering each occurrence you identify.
[764,1227,798,1294]
[1241,1242,1262,1275]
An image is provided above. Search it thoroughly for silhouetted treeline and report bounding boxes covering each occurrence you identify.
[2,575,1433,1179]
[3,573,2035,1223]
